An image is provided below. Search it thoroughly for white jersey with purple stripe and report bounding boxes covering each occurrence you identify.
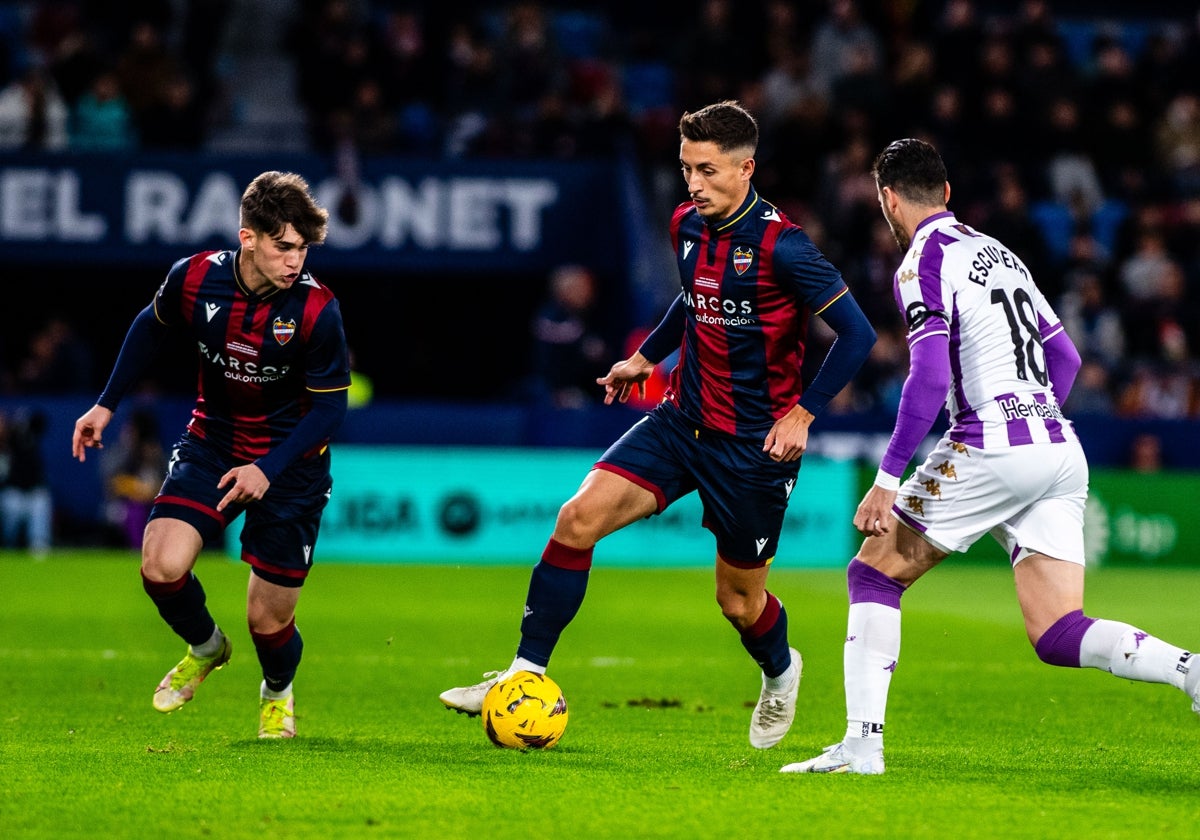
[895,212,1076,449]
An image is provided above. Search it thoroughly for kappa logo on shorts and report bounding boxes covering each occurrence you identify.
[934,460,958,479]
[950,442,970,455]
[921,478,942,498]
[273,317,297,345]
[733,246,754,275]
[904,495,925,515]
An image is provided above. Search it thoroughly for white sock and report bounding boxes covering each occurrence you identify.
[510,656,546,675]
[261,680,293,700]
[765,660,798,692]
[1080,619,1190,689]
[844,601,900,745]
[191,627,224,658]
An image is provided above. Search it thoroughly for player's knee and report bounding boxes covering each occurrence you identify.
[554,497,603,544]
[247,605,294,636]
[715,589,756,630]
[139,546,184,584]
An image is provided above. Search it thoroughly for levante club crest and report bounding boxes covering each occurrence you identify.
[733,246,754,275]
[273,317,297,345]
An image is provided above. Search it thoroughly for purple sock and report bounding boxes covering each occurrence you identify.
[1035,609,1096,668]
[847,558,906,608]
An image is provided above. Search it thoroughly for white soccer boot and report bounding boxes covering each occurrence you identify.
[749,648,802,749]
[780,741,885,775]
[439,669,511,716]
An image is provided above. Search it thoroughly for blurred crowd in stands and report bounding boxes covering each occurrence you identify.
[1,0,1200,419]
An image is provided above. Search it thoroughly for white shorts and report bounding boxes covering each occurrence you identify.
[892,438,1088,566]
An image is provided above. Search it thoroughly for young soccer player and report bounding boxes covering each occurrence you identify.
[72,171,351,738]
[441,100,876,749]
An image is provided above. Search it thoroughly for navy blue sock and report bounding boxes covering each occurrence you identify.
[517,539,592,667]
[252,619,303,692]
[739,592,791,678]
[142,571,216,647]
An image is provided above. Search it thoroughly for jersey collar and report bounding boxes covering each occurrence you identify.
[232,247,282,301]
[914,210,956,236]
[709,186,760,233]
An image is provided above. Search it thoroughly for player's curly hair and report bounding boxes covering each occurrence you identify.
[240,171,329,245]
[679,100,758,156]
[871,138,948,206]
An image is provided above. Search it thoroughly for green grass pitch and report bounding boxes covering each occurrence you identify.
[3,550,1200,839]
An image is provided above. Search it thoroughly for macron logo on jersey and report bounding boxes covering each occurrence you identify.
[682,240,695,259]
[761,208,780,222]
[205,303,220,322]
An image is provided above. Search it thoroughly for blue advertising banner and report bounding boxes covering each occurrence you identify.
[0,152,622,272]
[225,446,857,568]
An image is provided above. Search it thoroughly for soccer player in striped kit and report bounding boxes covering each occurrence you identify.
[782,139,1200,775]
[73,172,351,738]
[441,101,876,749]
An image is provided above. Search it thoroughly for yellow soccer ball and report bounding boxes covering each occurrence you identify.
[482,671,568,750]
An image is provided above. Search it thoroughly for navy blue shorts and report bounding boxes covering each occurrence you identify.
[596,403,802,567]
[148,432,333,588]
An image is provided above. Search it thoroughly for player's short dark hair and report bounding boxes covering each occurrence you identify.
[871,138,948,206]
[679,100,758,156]
[240,171,329,245]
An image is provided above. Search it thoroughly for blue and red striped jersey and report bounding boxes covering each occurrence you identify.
[153,249,351,462]
[664,187,849,438]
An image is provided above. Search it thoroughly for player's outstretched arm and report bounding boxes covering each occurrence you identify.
[72,405,114,462]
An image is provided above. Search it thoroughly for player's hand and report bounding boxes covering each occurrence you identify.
[762,405,814,462]
[72,405,114,462]
[855,484,898,536]
[597,353,655,405]
[216,463,271,512]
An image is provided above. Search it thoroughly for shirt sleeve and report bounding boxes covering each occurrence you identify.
[256,297,352,481]
[97,304,170,410]
[254,388,348,482]
[1042,327,1081,406]
[878,328,951,480]
[773,225,849,310]
[636,293,686,364]
[797,291,876,417]
[304,297,353,392]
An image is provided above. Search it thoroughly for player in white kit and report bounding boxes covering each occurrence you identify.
[781,138,1200,775]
